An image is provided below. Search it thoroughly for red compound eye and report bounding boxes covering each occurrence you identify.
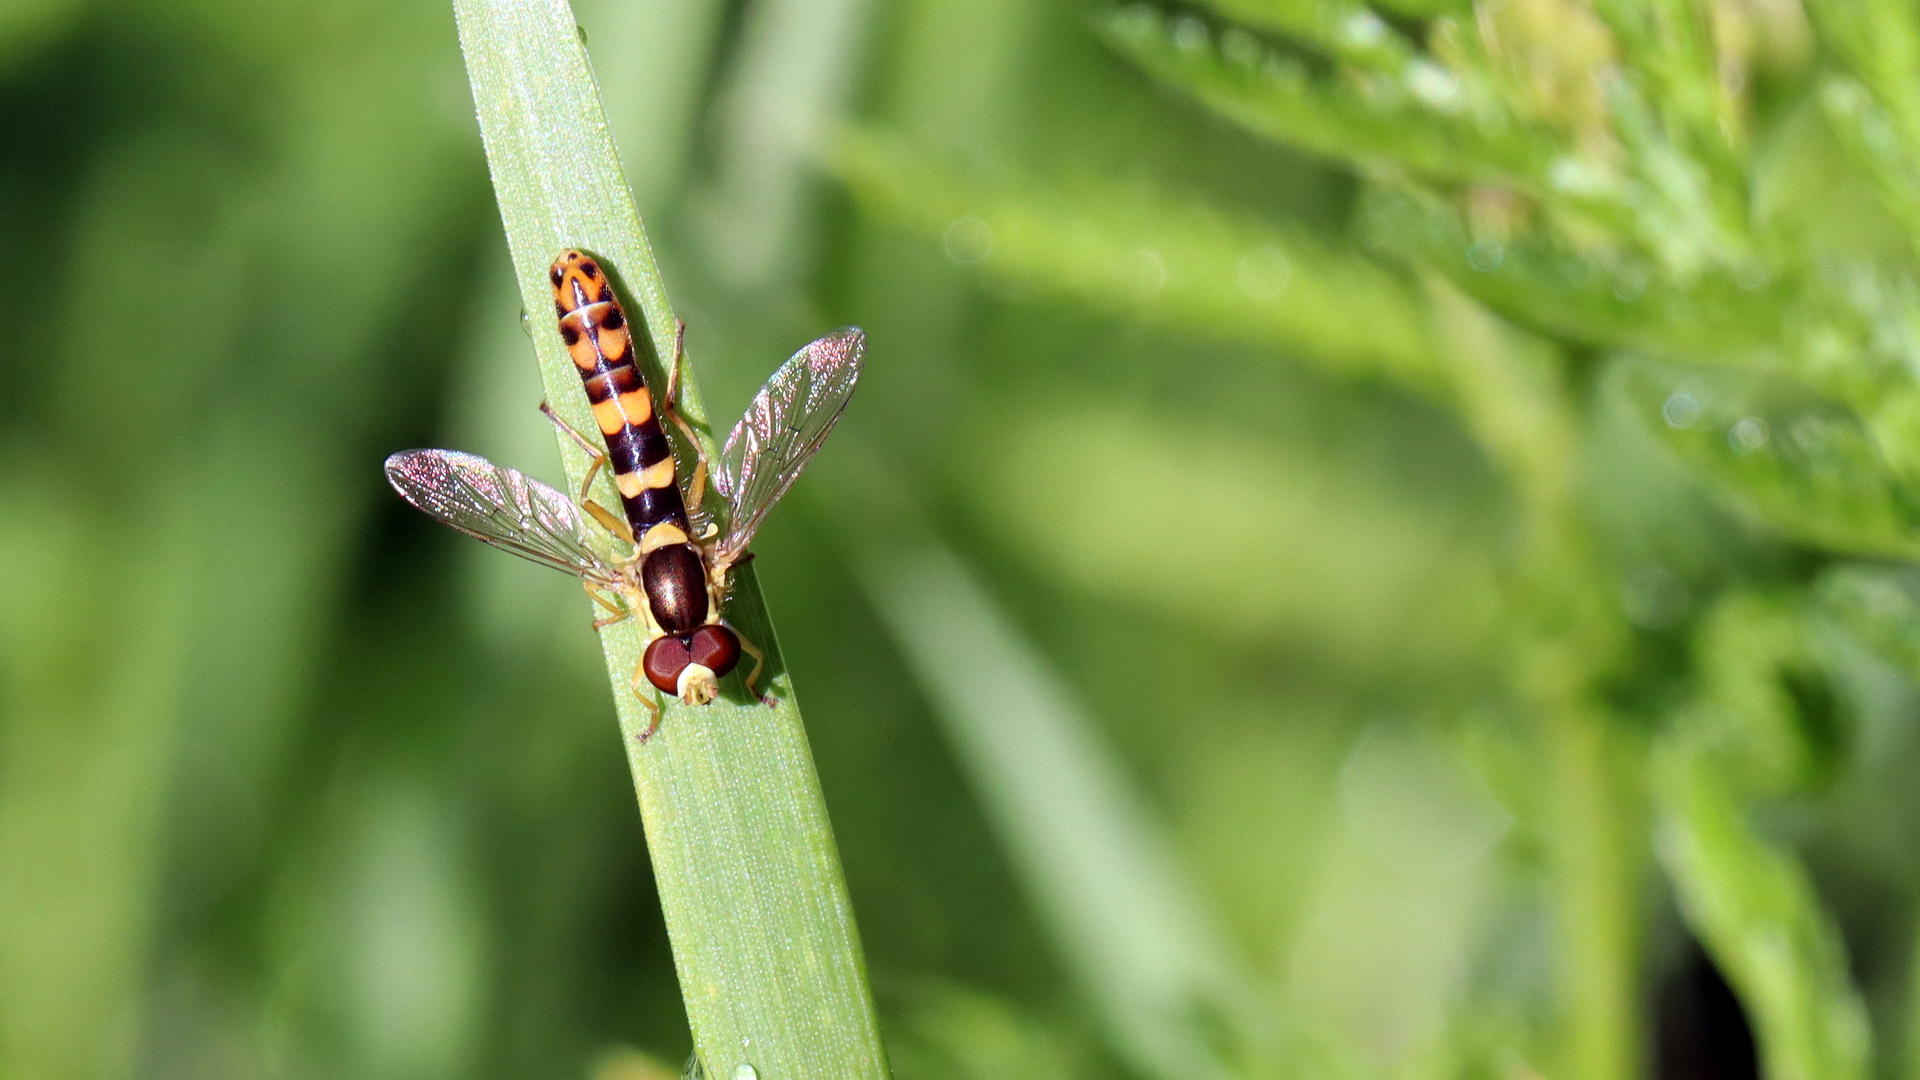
[643,636,692,693]
[690,625,741,678]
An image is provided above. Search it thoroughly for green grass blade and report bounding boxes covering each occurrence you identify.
[820,459,1267,1080]
[452,4,888,1079]
[700,0,873,283]
[867,548,1259,1080]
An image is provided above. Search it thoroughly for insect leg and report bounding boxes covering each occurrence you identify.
[540,399,611,502]
[735,630,775,707]
[533,404,637,545]
[659,319,712,510]
[586,583,630,630]
[581,500,636,546]
[629,656,663,740]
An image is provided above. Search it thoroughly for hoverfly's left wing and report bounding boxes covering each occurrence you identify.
[711,327,865,571]
[384,449,622,588]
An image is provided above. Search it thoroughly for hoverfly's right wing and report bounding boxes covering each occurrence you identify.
[711,327,865,572]
[384,449,622,588]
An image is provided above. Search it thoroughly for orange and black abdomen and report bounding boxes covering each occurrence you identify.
[549,250,691,540]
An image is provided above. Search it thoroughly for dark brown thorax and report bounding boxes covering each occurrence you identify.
[640,542,710,636]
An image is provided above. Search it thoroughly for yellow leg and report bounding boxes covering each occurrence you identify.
[663,318,686,404]
[736,630,773,706]
[629,656,663,740]
[536,407,635,546]
[660,319,712,510]
[585,583,632,631]
[540,399,609,502]
[582,500,635,546]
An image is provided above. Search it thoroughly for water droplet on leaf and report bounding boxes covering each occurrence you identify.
[1219,28,1261,66]
[1170,16,1208,52]
[1405,60,1462,111]
[1236,246,1291,299]
[1122,248,1167,297]
[1613,270,1647,302]
[1663,392,1700,429]
[1341,11,1387,47]
[942,217,993,265]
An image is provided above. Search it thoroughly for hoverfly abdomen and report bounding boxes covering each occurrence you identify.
[550,249,693,541]
[641,542,710,635]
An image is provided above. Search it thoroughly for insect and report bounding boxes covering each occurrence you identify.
[385,249,864,737]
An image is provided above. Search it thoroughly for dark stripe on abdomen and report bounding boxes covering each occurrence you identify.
[583,363,641,402]
[607,422,671,476]
[551,250,693,541]
[626,487,691,547]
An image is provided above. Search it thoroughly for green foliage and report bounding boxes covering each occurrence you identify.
[1657,595,1869,1080]
[830,0,1920,1077]
[831,130,1441,389]
[15,0,1920,1079]
[1614,360,1920,558]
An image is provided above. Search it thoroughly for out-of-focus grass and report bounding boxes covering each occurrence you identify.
[0,1,478,1075]
[10,0,1920,1079]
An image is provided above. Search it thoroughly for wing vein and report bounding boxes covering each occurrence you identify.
[385,449,621,587]
[712,328,865,569]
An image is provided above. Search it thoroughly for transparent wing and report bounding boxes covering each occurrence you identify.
[711,327,865,568]
[384,449,621,587]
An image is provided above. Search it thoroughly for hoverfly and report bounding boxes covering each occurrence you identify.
[385,249,864,737]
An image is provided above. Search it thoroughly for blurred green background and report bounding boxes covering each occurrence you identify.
[9,0,1920,1078]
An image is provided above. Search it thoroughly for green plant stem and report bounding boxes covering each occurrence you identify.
[452,3,888,1078]
[1541,695,1639,1080]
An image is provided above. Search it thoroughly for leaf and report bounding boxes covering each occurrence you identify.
[1360,188,1787,364]
[1816,563,1920,679]
[830,129,1444,392]
[1687,592,1845,793]
[1183,0,1427,68]
[1098,5,1557,189]
[1613,358,1920,558]
[1818,75,1920,256]
[1656,741,1873,1080]
[453,5,888,1080]
[1806,0,1920,158]
[1655,590,1871,1080]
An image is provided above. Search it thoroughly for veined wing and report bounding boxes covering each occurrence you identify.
[384,449,622,587]
[711,327,865,570]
